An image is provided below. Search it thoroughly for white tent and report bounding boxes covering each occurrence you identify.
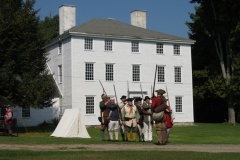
[51,108,91,138]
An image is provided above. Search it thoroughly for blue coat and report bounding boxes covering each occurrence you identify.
[107,103,119,121]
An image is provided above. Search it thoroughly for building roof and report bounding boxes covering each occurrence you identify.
[46,18,194,47]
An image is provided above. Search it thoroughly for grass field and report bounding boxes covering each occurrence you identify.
[0,123,239,160]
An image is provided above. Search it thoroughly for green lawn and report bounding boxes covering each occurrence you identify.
[0,123,239,160]
[2,122,240,145]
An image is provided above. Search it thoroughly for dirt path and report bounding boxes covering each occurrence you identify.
[0,144,240,153]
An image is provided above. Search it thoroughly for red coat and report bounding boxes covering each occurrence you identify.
[165,106,173,128]
[4,109,13,125]
[151,96,162,111]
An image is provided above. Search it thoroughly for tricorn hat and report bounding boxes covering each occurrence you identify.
[155,89,166,94]
[135,97,142,102]
[4,105,11,108]
[120,95,127,100]
[101,94,107,99]
[126,98,134,102]
[144,96,151,101]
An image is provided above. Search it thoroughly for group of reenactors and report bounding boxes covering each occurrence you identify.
[99,89,175,145]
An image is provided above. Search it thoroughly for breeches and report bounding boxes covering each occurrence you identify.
[108,120,119,131]
[124,125,137,133]
[143,121,152,141]
[155,121,167,144]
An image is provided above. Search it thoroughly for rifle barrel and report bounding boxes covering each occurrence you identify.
[152,65,158,96]
[99,80,107,95]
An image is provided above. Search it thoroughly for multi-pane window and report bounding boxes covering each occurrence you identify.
[156,43,163,54]
[174,67,181,83]
[131,41,139,52]
[106,64,114,81]
[132,65,140,82]
[105,40,112,51]
[86,97,94,114]
[85,63,94,80]
[173,44,180,55]
[157,66,165,82]
[58,43,62,55]
[22,106,30,118]
[58,65,62,83]
[84,38,93,50]
[175,96,182,112]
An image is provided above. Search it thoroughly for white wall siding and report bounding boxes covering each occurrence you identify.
[62,38,72,111]
[68,37,194,125]
[12,98,60,127]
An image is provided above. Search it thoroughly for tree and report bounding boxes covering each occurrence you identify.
[188,0,240,123]
[0,0,56,108]
[39,15,59,43]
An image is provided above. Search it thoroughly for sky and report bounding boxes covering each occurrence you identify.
[34,0,197,38]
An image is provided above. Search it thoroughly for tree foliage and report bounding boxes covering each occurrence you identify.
[0,0,56,108]
[39,15,59,43]
[188,0,240,123]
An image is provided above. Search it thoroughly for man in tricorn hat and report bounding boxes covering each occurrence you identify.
[4,105,13,136]
[121,98,140,142]
[99,94,110,141]
[142,96,152,142]
[151,89,168,145]
[119,95,127,141]
[135,97,144,142]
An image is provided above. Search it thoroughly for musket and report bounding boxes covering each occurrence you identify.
[113,84,118,104]
[140,82,143,99]
[152,65,158,97]
[165,85,170,106]
[99,80,107,95]
[127,80,130,98]
[151,85,152,95]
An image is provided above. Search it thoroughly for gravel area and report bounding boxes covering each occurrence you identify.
[0,144,239,153]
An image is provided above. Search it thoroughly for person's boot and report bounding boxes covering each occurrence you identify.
[101,131,105,141]
[132,132,137,141]
[109,131,113,141]
[162,130,167,145]
[126,132,131,142]
[107,130,111,141]
[114,131,119,141]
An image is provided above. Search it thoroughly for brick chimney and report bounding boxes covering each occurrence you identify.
[130,10,146,29]
[59,5,76,35]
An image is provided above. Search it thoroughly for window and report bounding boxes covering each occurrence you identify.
[58,65,62,83]
[106,64,114,81]
[132,65,140,82]
[85,63,94,80]
[156,43,163,54]
[22,106,30,118]
[131,41,139,52]
[175,96,182,112]
[85,38,93,50]
[58,43,62,55]
[173,44,180,55]
[105,40,112,51]
[86,97,94,114]
[157,66,165,82]
[174,67,181,83]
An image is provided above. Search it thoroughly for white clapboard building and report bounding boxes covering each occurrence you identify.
[15,4,195,127]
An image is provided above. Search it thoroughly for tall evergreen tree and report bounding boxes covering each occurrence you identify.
[188,0,240,123]
[0,0,56,108]
[39,15,59,43]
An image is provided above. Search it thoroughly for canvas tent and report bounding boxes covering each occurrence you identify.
[51,108,91,138]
